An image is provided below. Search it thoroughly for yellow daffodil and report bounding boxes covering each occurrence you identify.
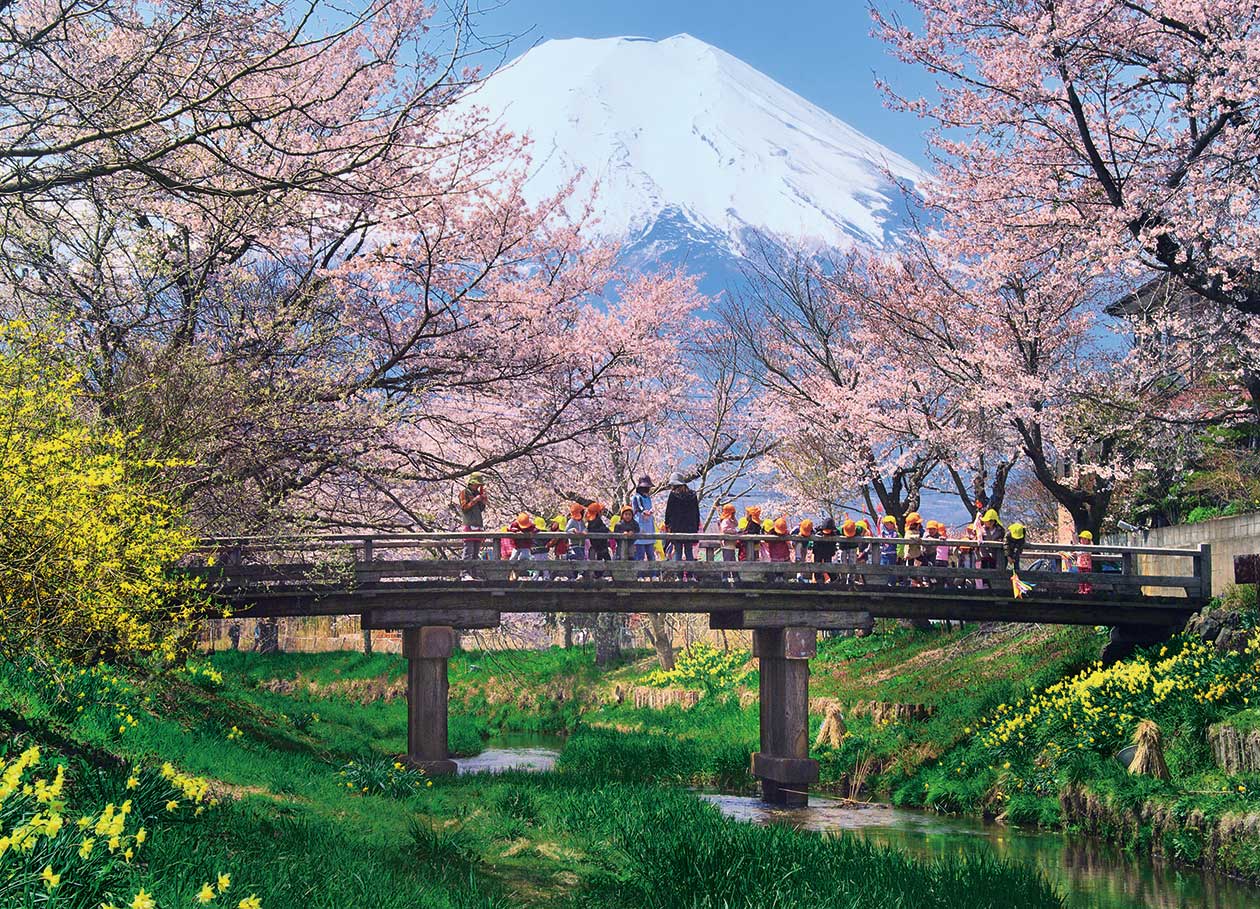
[41,865,60,889]
[237,895,262,909]
[197,883,218,903]
[132,889,156,909]
[217,873,231,893]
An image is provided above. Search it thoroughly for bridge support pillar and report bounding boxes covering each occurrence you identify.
[403,626,457,776]
[751,627,818,808]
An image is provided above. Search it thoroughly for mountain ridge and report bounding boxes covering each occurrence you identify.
[466,33,927,289]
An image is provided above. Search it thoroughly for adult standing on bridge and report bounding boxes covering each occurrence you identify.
[631,476,656,566]
[459,472,488,579]
[663,472,700,569]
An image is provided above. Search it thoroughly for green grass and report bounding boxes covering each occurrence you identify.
[0,646,1066,908]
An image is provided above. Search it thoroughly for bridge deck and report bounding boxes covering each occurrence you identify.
[194,531,1209,629]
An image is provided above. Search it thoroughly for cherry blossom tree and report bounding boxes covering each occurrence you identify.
[0,0,720,543]
[0,0,471,207]
[874,1,1260,317]
[724,247,944,528]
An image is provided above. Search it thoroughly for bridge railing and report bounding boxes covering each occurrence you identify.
[190,532,1211,601]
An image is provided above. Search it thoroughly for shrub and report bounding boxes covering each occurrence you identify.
[641,642,750,694]
[1186,505,1223,524]
[338,755,432,798]
[0,321,206,663]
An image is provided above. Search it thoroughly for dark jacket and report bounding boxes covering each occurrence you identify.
[664,486,701,534]
[1004,532,1025,567]
[617,517,640,560]
[587,516,612,558]
[813,530,838,564]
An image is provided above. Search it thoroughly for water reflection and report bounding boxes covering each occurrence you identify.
[452,733,561,775]
[699,794,1260,909]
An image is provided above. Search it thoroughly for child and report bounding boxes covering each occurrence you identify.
[565,503,586,575]
[759,518,775,562]
[507,512,536,580]
[458,472,489,575]
[1073,529,1094,595]
[739,506,762,563]
[617,504,641,564]
[960,524,980,588]
[879,515,899,580]
[585,503,612,569]
[854,519,872,584]
[792,518,814,582]
[903,513,926,587]
[719,504,740,582]
[979,509,1004,573]
[530,515,549,565]
[546,518,569,579]
[840,519,859,585]
[928,521,951,587]
[1004,522,1026,572]
[766,517,792,581]
[814,518,839,583]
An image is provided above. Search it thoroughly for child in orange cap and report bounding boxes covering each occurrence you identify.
[839,518,859,586]
[791,518,814,582]
[585,503,612,574]
[507,511,536,579]
[565,503,586,567]
[617,504,641,563]
[766,516,792,581]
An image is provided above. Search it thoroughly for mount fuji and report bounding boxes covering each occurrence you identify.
[465,34,928,292]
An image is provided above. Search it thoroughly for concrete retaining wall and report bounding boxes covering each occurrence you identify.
[1105,512,1260,598]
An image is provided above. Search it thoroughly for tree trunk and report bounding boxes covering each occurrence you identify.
[594,613,625,666]
[362,627,373,655]
[644,613,675,670]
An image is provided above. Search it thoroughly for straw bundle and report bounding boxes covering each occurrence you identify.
[1129,719,1170,780]
[814,704,848,750]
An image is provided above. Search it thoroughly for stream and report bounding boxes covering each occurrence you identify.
[454,737,1260,909]
[701,793,1260,909]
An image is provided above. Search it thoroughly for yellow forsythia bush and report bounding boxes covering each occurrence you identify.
[0,321,205,661]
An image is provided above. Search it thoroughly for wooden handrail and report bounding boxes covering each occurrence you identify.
[191,532,1206,559]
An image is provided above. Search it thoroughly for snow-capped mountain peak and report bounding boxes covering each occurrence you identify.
[466,33,926,281]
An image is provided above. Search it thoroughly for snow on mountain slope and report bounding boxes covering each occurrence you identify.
[465,34,926,259]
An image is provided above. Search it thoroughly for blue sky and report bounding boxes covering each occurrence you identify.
[470,0,936,167]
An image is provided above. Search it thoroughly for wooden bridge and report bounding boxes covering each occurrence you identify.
[193,531,1212,806]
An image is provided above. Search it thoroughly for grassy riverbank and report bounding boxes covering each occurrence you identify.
[430,619,1260,882]
[0,648,1063,909]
